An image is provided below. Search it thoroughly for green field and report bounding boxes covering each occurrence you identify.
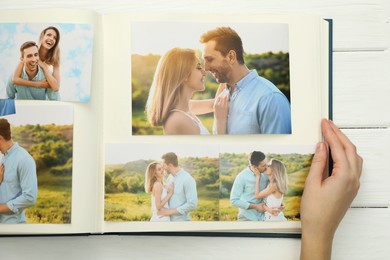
[25,169,72,224]
[105,187,218,222]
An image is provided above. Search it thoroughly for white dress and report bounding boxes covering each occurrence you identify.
[264,193,287,221]
[150,186,171,222]
[170,109,210,135]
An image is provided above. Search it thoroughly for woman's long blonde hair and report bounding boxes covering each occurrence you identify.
[144,162,160,193]
[39,26,61,66]
[269,159,289,195]
[146,48,197,126]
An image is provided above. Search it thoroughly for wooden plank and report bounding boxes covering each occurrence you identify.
[0,208,388,260]
[333,51,390,127]
[342,128,390,207]
[0,0,387,50]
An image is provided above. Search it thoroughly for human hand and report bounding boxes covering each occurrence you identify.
[300,119,363,259]
[38,80,50,88]
[214,94,229,121]
[251,165,261,177]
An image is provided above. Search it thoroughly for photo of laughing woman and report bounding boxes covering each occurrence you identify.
[10,26,61,100]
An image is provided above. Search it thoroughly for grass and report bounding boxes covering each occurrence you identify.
[105,189,219,222]
[25,169,72,224]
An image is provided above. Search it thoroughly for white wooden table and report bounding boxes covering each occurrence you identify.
[0,0,389,259]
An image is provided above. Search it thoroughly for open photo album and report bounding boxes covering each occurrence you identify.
[0,9,331,236]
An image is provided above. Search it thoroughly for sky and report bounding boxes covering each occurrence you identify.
[2,104,73,126]
[105,143,219,165]
[131,22,289,56]
[220,144,315,155]
[0,23,93,101]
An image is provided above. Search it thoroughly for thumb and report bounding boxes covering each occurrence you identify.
[305,142,328,187]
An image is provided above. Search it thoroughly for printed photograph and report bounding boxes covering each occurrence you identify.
[132,22,291,135]
[219,145,313,221]
[0,23,93,102]
[0,99,16,117]
[0,104,73,224]
[105,144,219,222]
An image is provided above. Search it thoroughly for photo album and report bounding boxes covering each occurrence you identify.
[0,9,331,236]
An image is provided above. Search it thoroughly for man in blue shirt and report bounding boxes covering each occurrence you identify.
[6,41,58,100]
[200,27,291,134]
[0,118,37,223]
[230,151,283,221]
[0,99,16,117]
[158,152,198,221]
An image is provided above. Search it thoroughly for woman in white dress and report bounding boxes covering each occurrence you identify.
[12,26,61,93]
[144,162,174,222]
[146,47,229,135]
[254,159,288,221]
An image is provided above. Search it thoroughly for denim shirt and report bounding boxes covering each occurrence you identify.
[0,143,37,223]
[6,66,59,100]
[230,167,269,221]
[168,168,198,221]
[227,70,291,134]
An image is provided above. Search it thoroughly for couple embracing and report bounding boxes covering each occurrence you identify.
[146,26,291,135]
[230,151,288,221]
[144,152,198,222]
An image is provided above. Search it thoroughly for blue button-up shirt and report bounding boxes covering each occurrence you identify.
[226,70,291,134]
[230,166,269,221]
[0,99,16,117]
[168,168,198,221]
[6,66,59,100]
[0,143,37,223]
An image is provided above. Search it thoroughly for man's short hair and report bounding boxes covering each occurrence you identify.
[162,152,178,167]
[20,41,38,58]
[249,151,266,166]
[199,27,245,65]
[0,118,11,141]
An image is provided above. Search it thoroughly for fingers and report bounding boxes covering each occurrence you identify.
[328,120,363,176]
[305,141,328,187]
[321,119,348,165]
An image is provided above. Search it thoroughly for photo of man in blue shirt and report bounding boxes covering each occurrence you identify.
[230,151,283,221]
[200,27,291,134]
[6,41,58,101]
[0,99,16,117]
[158,152,198,221]
[0,118,37,223]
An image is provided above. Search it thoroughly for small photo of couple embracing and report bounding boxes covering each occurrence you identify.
[104,144,313,222]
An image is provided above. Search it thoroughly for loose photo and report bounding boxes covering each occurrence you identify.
[0,104,73,224]
[0,23,93,102]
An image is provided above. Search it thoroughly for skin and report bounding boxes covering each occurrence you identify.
[203,40,250,92]
[164,59,210,134]
[152,163,174,211]
[300,119,363,260]
[157,160,181,217]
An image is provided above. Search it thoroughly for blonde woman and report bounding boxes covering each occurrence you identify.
[144,162,174,222]
[12,26,61,93]
[146,47,229,135]
[254,159,288,221]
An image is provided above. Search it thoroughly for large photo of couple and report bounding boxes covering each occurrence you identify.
[0,23,93,102]
[0,104,73,224]
[131,22,291,135]
[104,143,313,223]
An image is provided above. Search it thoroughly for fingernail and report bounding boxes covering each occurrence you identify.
[317,142,325,151]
